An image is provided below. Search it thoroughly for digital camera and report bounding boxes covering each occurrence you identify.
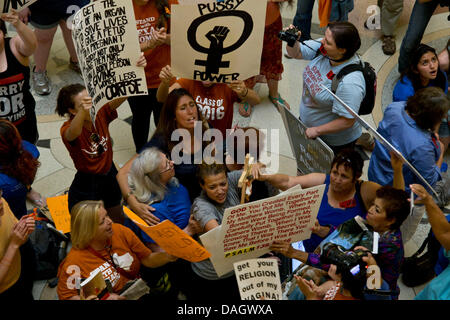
[320,243,368,277]
[278,27,300,47]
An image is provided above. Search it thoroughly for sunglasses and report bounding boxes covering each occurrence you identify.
[89,133,105,157]
[160,154,173,174]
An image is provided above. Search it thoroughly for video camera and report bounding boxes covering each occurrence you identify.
[320,243,368,278]
[278,26,300,47]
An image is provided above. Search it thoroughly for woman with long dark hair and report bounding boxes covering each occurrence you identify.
[0,120,40,218]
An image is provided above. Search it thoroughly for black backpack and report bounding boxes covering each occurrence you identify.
[314,48,377,115]
[28,211,69,280]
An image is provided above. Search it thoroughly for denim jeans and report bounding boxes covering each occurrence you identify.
[398,0,440,73]
[292,0,316,41]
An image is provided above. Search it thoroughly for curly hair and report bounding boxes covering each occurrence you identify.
[0,120,40,186]
[330,148,364,181]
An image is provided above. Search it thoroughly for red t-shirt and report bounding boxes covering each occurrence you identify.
[57,223,152,300]
[60,104,117,175]
[176,79,239,137]
[133,0,178,88]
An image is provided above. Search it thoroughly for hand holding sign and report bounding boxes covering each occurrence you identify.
[1,8,20,27]
[1,0,38,14]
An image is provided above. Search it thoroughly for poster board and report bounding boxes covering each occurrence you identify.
[200,184,325,277]
[171,0,266,83]
[46,194,71,234]
[71,0,147,110]
[234,258,282,300]
[123,207,210,262]
[1,0,37,13]
[278,103,334,174]
[320,84,439,198]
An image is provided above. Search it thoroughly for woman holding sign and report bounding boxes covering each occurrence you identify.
[129,0,178,153]
[56,200,177,300]
[125,147,201,299]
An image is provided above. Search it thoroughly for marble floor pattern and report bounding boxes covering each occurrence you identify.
[14,1,450,300]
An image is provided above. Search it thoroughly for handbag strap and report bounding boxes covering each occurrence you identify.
[413,231,432,257]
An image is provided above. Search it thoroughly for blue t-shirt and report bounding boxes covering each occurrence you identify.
[393,73,448,102]
[368,101,441,193]
[140,134,202,202]
[0,141,39,218]
[125,182,191,244]
[303,175,367,252]
[299,39,365,146]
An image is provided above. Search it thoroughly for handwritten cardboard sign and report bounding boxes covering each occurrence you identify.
[71,0,147,109]
[234,258,282,300]
[200,184,325,276]
[171,0,266,83]
[123,206,210,262]
[46,194,71,234]
[278,103,334,174]
[1,0,38,14]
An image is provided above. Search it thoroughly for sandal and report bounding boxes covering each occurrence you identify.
[356,132,375,152]
[238,102,252,117]
[269,94,290,110]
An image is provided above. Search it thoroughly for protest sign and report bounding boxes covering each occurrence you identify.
[278,103,334,174]
[1,0,37,13]
[200,184,325,276]
[46,194,71,234]
[234,258,282,300]
[320,84,439,199]
[71,0,147,111]
[123,207,210,262]
[171,0,266,83]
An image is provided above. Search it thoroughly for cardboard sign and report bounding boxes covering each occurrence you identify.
[234,258,282,300]
[123,207,211,262]
[71,0,147,110]
[320,84,440,199]
[171,0,266,83]
[1,0,38,13]
[46,194,71,234]
[278,103,334,174]
[200,184,325,276]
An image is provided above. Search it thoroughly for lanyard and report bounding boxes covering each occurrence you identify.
[87,246,135,280]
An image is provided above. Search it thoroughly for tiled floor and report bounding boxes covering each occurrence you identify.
[16,1,449,299]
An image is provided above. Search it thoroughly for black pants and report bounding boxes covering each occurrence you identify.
[0,241,35,300]
[68,165,122,212]
[128,88,162,153]
[329,139,357,155]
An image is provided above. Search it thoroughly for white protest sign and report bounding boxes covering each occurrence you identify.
[171,0,266,83]
[320,84,439,199]
[234,258,282,300]
[1,0,37,13]
[72,0,147,109]
[200,184,325,277]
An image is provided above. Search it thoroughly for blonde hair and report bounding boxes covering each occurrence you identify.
[128,147,177,203]
[70,200,104,250]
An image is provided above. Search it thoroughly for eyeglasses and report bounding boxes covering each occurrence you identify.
[160,154,173,174]
[89,133,105,157]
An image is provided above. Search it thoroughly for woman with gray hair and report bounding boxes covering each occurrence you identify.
[124,147,200,299]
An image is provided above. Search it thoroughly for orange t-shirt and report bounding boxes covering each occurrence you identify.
[0,199,21,294]
[57,223,152,300]
[133,0,178,88]
[176,79,239,137]
[60,104,117,175]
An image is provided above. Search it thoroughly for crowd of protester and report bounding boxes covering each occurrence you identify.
[1,0,450,301]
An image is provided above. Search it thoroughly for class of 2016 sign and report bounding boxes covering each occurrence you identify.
[1,0,37,13]
[72,0,147,109]
[171,0,266,83]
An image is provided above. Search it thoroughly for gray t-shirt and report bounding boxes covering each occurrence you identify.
[191,170,242,280]
[299,39,365,146]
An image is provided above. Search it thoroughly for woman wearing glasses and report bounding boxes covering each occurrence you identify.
[257,148,404,252]
[55,53,146,223]
[124,147,200,299]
